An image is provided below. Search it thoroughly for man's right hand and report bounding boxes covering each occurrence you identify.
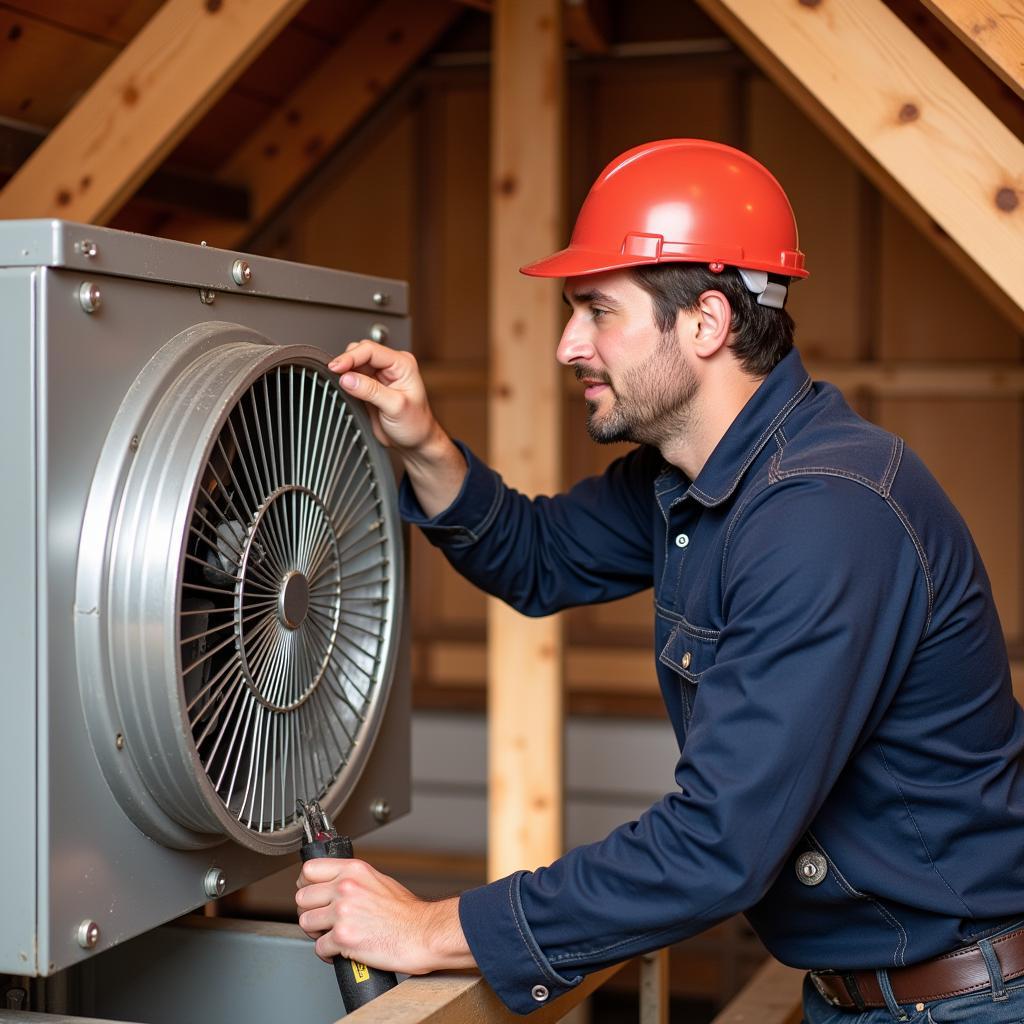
[328,340,467,518]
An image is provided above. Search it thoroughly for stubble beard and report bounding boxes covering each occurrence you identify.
[583,330,699,447]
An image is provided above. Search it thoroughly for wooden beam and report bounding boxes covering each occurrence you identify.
[0,0,305,224]
[711,958,804,1024]
[488,0,565,880]
[919,0,1024,100]
[160,0,460,249]
[694,0,1024,327]
[564,0,610,54]
[342,962,626,1023]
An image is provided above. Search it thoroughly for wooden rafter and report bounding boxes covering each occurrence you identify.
[488,0,565,881]
[919,0,1024,100]
[160,0,460,249]
[695,0,1024,327]
[0,0,305,224]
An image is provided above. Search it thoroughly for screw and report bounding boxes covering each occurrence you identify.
[231,259,252,285]
[199,288,216,305]
[76,920,100,949]
[129,435,139,452]
[78,282,102,313]
[204,867,227,899]
[115,732,125,750]
[372,291,390,307]
[370,798,391,823]
[369,323,389,344]
[75,239,98,258]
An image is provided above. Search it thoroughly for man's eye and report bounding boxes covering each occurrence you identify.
[591,307,608,320]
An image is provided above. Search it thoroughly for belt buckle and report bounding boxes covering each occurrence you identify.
[809,971,841,1007]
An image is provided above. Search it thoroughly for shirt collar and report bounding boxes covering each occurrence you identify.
[660,347,812,509]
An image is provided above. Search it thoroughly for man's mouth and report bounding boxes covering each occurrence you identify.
[575,367,611,401]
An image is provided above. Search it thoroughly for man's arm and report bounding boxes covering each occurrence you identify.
[328,340,466,518]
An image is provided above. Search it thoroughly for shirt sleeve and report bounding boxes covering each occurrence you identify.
[458,474,932,1014]
[399,440,661,616]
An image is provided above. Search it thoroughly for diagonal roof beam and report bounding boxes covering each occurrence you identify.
[919,0,1024,101]
[0,0,305,224]
[161,0,460,249]
[695,0,1024,329]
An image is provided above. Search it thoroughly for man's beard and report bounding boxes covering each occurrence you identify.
[579,330,699,447]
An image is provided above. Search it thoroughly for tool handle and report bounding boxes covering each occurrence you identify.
[300,838,399,1011]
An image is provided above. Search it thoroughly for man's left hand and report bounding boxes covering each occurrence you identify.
[295,858,476,975]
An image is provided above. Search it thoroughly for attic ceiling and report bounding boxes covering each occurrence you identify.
[0,0,1020,294]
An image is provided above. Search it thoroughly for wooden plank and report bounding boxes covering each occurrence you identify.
[710,958,804,1024]
[639,949,670,1024]
[919,0,1024,100]
[694,0,1024,328]
[342,962,625,1023]
[0,1,162,45]
[488,0,565,880]
[0,0,306,224]
[564,0,610,54]
[159,0,460,249]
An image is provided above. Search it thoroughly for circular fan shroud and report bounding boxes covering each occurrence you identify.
[76,323,403,853]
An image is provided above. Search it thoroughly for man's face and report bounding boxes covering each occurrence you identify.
[558,270,698,447]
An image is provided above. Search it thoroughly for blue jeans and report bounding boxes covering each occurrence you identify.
[802,921,1024,1023]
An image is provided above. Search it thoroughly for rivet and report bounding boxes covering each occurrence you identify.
[75,238,98,258]
[915,1004,925,1013]
[369,323,389,343]
[78,281,102,313]
[231,258,252,285]
[681,651,692,670]
[76,920,100,949]
[115,732,125,750]
[371,798,391,823]
[372,291,390,306]
[129,435,140,452]
[204,867,227,899]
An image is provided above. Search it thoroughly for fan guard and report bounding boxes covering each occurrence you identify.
[76,323,403,853]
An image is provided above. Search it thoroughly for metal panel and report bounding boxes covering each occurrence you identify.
[0,268,38,973]
[0,221,408,314]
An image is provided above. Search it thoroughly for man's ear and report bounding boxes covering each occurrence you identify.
[692,290,732,358]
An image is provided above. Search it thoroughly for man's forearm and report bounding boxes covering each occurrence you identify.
[402,430,468,520]
[421,896,476,970]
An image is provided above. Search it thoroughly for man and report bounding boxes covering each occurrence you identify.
[296,140,1024,1022]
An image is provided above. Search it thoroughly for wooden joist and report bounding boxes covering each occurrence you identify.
[919,0,1024,100]
[710,958,804,1024]
[694,0,1024,328]
[488,0,566,881]
[0,0,305,224]
[160,0,459,249]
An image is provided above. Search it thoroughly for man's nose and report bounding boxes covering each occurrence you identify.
[556,316,595,366]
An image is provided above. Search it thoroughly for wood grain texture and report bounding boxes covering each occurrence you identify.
[160,0,459,248]
[695,0,1024,325]
[710,957,804,1024]
[488,0,566,880]
[0,0,306,223]
[919,0,1024,100]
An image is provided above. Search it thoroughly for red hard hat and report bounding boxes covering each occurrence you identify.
[520,139,807,281]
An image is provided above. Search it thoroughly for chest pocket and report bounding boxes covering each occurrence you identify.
[659,619,718,723]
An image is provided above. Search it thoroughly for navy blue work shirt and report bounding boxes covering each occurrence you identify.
[400,347,1024,1015]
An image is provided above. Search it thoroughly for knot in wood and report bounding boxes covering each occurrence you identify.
[898,103,919,123]
[996,187,1019,213]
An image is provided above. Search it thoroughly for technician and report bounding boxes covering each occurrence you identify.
[296,139,1024,1023]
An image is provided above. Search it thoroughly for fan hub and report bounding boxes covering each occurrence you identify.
[278,570,310,629]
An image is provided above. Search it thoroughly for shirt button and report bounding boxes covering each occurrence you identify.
[531,984,549,1002]
[795,851,828,886]
[675,533,689,548]
[681,652,692,670]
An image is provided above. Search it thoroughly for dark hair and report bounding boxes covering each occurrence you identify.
[630,263,795,378]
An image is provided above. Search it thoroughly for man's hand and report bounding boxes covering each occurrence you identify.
[295,857,476,975]
[328,341,467,518]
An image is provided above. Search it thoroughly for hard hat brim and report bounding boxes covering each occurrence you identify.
[520,246,809,280]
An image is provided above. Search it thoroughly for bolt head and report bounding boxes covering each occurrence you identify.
[370,798,391,823]
[78,281,102,313]
[76,920,100,949]
[231,259,252,285]
[204,867,227,898]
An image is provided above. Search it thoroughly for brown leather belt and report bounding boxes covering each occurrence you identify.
[809,927,1024,1010]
